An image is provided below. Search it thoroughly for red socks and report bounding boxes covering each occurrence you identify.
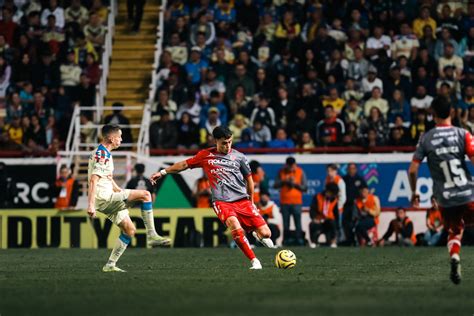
[232,228,256,261]
[448,235,461,258]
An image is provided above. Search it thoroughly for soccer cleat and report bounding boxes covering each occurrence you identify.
[450,257,461,285]
[250,258,262,270]
[102,264,126,273]
[330,243,338,249]
[252,231,276,249]
[147,235,171,247]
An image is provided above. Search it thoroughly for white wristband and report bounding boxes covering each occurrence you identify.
[160,169,167,176]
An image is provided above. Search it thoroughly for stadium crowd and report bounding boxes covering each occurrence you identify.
[151,0,474,151]
[0,0,106,155]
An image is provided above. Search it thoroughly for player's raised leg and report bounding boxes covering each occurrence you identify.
[103,215,136,272]
[127,189,171,247]
[226,216,262,269]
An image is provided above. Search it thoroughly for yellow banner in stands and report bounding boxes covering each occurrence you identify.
[0,209,228,249]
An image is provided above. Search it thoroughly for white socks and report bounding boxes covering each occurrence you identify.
[141,202,158,237]
[107,233,130,266]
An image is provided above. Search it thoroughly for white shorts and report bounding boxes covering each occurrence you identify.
[95,189,131,225]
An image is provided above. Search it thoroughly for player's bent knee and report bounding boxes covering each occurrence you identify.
[143,190,152,202]
[258,226,271,239]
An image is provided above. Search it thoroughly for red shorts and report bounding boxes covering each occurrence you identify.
[213,199,267,232]
[440,202,474,234]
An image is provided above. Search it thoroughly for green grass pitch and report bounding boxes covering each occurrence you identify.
[1,247,474,316]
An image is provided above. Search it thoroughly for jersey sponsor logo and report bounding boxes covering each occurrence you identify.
[207,158,239,168]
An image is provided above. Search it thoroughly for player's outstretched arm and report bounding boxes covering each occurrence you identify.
[408,161,420,207]
[87,174,99,218]
[150,160,189,185]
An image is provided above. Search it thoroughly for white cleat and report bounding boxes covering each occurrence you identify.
[252,231,276,249]
[330,243,338,249]
[147,235,171,247]
[250,258,262,270]
[102,264,126,273]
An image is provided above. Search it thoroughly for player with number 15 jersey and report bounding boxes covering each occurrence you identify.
[409,96,474,285]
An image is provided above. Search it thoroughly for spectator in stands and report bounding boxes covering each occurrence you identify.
[77,74,95,107]
[361,66,383,96]
[79,112,95,145]
[226,63,254,99]
[33,52,60,91]
[199,107,221,144]
[6,115,22,145]
[438,42,464,79]
[84,12,106,51]
[41,0,64,29]
[6,92,22,121]
[193,172,211,208]
[236,0,259,34]
[391,22,419,60]
[424,196,444,246]
[288,107,314,141]
[54,164,79,210]
[347,47,369,82]
[355,185,381,246]
[410,84,434,114]
[364,87,389,119]
[229,85,252,117]
[11,53,33,87]
[60,49,81,96]
[378,207,416,247]
[42,14,64,57]
[309,183,339,248]
[274,156,307,246]
[0,7,19,46]
[91,0,108,23]
[0,55,11,105]
[83,53,101,86]
[228,114,248,143]
[190,11,215,47]
[342,97,363,128]
[200,90,227,126]
[185,46,208,86]
[297,132,315,152]
[25,114,47,149]
[126,163,155,201]
[177,112,199,149]
[103,102,133,145]
[19,82,34,110]
[388,89,411,125]
[73,32,98,68]
[413,5,437,39]
[316,105,345,145]
[366,24,391,61]
[177,91,201,125]
[65,0,89,27]
[149,110,178,149]
[322,87,345,115]
[152,88,178,121]
[410,109,431,144]
[250,94,276,130]
[127,0,146,32]
[257,192,281,245]
[268,128,294,149]
[249,119,271,146]
[200,67,225,103]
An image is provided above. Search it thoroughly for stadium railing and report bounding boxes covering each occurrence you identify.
[137,0,167,157]
[95,0,117,120]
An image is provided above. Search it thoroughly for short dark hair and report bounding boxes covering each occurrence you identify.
[286,157,296,165]
[327,163,338,171]
[135,163,145,174]
[325,183,339,195]
[431,96,451,119]
[102,124,121,138]
[212,126,232,139]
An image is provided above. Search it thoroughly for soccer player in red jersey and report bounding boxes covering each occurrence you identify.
[150,126,275,269]
[409,96,474,284]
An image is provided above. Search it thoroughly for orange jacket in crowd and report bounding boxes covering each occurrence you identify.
[355,193,381,225]
[195,177,211,208]
[426,207,443,229]
[252,173,261,204]
[54,177,79,209]
[274,165,308,205]
[310,193,338,221]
